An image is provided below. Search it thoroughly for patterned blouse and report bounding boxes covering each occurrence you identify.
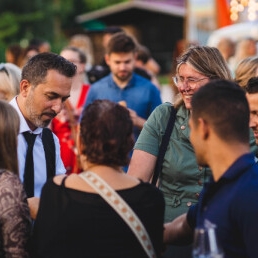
[0,169,31,257]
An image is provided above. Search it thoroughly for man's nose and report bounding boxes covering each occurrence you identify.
[51,99,63,114]
[119,63,126,70]
[179,81,190,92]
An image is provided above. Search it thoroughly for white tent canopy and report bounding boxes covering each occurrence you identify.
[207,21,258,47]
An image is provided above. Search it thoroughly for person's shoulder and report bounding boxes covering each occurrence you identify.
[134,73,156,87]
[0,169,20,181]
[153,102,174,115]
[41,175,63,193]
[231,164,258,208]
[91,74,110,87]
[134,67,152,80]
[137,181,165,204]
[0,170,23,193]
[144,103,174,126]
[53,174,67,186]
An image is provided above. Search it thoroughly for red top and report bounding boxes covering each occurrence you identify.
[51,84,90,174]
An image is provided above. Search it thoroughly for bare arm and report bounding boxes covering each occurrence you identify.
[128,108,146,129]
[27,197,40,220]
[164,213,194,246]
[128,149,157,182]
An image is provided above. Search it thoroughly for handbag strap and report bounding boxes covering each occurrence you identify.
[151,105,176,185]
[79,171,156,258]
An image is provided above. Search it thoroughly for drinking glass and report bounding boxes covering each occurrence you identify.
[192,227,224,258]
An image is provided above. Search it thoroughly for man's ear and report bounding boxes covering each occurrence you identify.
[105,54,110,66]
[198,118,210,140]
[20,79,31,97]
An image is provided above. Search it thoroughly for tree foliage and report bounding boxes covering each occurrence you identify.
[0,0,125,60]
[0,0,125,45]
[83,0,127,11]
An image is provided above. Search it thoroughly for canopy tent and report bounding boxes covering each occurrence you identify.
[207,21,258,47]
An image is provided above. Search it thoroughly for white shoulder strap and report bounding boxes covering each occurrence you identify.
[79,171,156,258]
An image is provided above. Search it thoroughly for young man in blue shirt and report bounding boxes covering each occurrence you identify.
[84,32,162,141]
[164,80,258,258]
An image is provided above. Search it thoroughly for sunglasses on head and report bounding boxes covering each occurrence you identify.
[0,64,9,76]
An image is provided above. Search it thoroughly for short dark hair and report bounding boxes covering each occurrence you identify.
[136,44,151,64]
[22,52,77,86]
[29,38,48,47]
[246,77,258,94]
[80,100,134,167]
[191,79,249,144]
[106,32,136,55]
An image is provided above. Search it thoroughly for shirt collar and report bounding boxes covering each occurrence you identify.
[177,104,190,119]
[9,97,43,135]
[109,73,135,89]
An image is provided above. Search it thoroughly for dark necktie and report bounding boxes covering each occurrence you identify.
[23,132,37,198]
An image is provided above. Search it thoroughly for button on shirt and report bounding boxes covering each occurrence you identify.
[187,153,258,258]
[10,97,66,197]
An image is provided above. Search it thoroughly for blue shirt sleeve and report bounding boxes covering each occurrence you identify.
[186,204,198,230]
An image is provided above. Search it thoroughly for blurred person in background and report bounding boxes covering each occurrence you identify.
[216,37,236,64]
[246,77,258,150]
[228,37,257,76]
[235,56,258,89]
[234,56,258,156]
[29,38,51,53]
[0,62,21,101]
[21,45,39,67]
[135,44,161,89]
[5,43,24,68]
[87,26,123,84]
[84,32,162,142]
[52,46,90,174]
[68,34,94,72]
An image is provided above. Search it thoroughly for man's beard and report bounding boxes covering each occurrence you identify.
[25,94,55,128]
[115,70,132,82]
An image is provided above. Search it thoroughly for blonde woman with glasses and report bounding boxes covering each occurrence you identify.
[128,45,232,258]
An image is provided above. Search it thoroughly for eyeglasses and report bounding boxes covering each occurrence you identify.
[173,75,208,89]
[0,64,9,76]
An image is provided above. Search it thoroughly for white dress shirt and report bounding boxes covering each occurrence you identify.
[10,97,66,197]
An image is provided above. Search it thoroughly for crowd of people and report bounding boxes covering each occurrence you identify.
[0,27,258,258]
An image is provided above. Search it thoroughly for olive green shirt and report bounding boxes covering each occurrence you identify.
[134,103,211,222]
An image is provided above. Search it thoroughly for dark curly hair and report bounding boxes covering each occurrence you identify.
[80,100,134,167]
